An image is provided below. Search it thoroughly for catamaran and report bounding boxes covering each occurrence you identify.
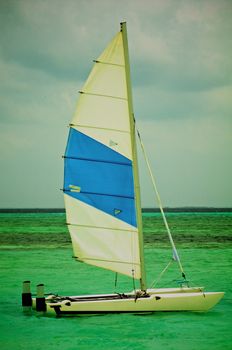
[26,22,223,315]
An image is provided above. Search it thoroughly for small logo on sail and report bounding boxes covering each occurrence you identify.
[109,140,118,147]
[69,185,81,192]
[114,208,122,216]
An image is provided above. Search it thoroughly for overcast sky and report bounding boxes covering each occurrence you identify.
[0,0,231,208]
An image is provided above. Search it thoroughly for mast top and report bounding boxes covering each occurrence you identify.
[120,22,126,31]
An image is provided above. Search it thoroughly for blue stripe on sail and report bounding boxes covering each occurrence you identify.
[64,128,137,227]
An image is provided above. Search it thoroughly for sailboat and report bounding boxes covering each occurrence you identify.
[31,22,223,315]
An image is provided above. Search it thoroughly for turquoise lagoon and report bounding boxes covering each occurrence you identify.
[0,212,231,350]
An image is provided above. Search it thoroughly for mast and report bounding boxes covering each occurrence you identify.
[120,22,147,291]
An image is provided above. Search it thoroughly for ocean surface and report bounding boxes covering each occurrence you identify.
[0,211,231,350]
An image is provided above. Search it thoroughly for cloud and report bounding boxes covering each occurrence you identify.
[0,58,79,123]
[0,0,231,207]
[133,84,232,122]
[1,0,231,91]
[138,115,232,207]
[0,0,105,80]
[130,1,232,91]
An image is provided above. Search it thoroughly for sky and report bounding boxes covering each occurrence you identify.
[0,0,231,208]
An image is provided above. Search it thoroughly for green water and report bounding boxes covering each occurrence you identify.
[0,212,231,350]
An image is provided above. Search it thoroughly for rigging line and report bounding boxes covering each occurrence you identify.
[132,269,136,296]
[79,90,127,101]
[136,126,186,279]
[150,260,173,288]
[93,59,124,67]
[69,123,130,134]
[63,155,131,167]
[63,189,134,200]
[67,222,137,233]
[114,273,118,292]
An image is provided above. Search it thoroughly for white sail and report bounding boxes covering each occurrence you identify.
[64,29,142,279]
[71,32,131,159]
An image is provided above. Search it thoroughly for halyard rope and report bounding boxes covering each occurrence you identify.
[136,127,187,280]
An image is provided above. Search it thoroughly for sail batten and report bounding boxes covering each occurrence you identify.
[68,222,137,233]
[79,91,127,101]
[75,257,140,266]
[64,189,134,200]
[64,155,131,166]
[70,124,130,134]
[64,26,142,280]
[94,60,125,67]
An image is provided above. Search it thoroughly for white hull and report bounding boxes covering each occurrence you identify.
[32,288,224,315]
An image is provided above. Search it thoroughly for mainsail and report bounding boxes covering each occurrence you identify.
[63,23,145,282]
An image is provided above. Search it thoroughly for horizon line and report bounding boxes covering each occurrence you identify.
[0,207,231,213]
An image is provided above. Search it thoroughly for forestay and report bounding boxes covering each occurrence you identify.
[63,31,142,279]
